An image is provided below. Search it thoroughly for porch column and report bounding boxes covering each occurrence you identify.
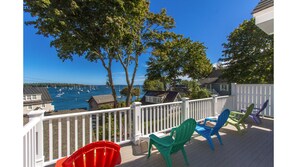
[27,109,45,167]
[211,95,218,116]
[231,83,237,110]
[132,102,142,144]
[181,97,190,121]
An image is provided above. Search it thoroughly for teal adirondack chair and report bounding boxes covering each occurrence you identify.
[147,118,196,167]
[226,103,254,133]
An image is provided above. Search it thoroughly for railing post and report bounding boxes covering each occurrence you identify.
[212,95,218,116]
[231,83,237,110]
[131,102,142,145]
[181,97,190,121]
[27,109,45,167]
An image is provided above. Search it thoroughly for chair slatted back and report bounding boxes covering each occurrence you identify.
[256,100,269,116]
[170,118,196,154]
[238,104,254,123]
[211,109,230,135]
[62,141,121,167]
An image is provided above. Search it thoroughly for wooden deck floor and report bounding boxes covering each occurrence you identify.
[119,117,273,167]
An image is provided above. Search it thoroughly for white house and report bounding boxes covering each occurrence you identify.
[252,0,274,35]
[23,87,55,115]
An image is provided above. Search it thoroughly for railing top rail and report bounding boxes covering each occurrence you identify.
[234,84,274,86]
[217,95,230,99]
[43,107,131,121]
[188,97,212,103]
[140,101,182,108]
[23,117,40,136]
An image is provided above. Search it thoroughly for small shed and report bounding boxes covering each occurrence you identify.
[140,91,181,105]
[88,94,115,110]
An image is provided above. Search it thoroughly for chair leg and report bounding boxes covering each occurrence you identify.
[181,147,189,166]
[206,137,215,151]
[147,141,152,159]
[241,123,246,129]
[235,124,241,133]
[216,133,223,145]
[164,154,172,167]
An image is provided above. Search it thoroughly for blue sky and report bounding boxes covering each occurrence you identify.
[23,0,259,85]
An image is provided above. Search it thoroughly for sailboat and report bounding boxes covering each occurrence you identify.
[117,85,122,98]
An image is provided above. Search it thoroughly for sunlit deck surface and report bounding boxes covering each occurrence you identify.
[49,117,273,167]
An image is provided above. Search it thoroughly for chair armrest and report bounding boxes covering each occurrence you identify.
[170,128,177,137]
[149,134,171,147]
[197,117,217,126]
[230,111,246,116]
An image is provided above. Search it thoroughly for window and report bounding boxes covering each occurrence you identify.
[27,105,33,110]
[27,95,31,100]
[32,95,37,100]
[23,96,26,100]
[42,104,45,108]
[220,84,229,91]
[145,96,163,103]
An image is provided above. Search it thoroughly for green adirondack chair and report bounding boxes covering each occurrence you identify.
[147,118,196,167]
[226,103,254,133]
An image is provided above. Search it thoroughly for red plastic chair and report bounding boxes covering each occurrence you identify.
[55,141,121,167]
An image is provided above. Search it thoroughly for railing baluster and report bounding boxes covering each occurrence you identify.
[120,111,122,142]
[28,129,32,167]
[67,117,70,156]
[153,106,156,132]
[156,106,161,132]
[58,118,62,158]
[82,115,85,146]
[129,109,131,140]
[103,113,105,140]
[89,115,92,143]
[141,108,144,135]
[24,135,27,167]
[125,110,127,141]
[166,105,169,129]
[49,119,53,161]
[96,114,99,141]
[161,106,163,130]
[150,107,152,133]
[108,112,111,141]
[75,116,78,151]
[114,112,117,142]
[146,108,148,135]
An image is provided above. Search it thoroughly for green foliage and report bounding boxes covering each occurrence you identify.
[99,104,112,110]
[219,18,274,84]
[143,79,164,91]
[146,35,212,88]
[120,87,140,97]
[180,80,211,99]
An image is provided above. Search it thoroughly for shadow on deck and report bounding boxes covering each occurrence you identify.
[119,117,273,167]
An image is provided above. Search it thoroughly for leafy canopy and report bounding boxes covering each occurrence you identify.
[143,79,164,91]
[219,19,274,84]
[146,35,212,87]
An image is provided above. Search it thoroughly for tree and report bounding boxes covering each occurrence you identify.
[219,19,274,84]
[146,35,212,88]
[180,80,211,99]
[143,79,164,91]
[24,0,175,107]
[120,87,140,102]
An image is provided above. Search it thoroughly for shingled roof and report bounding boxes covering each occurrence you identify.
[23,87,53,105]
[89,94,115,104]
[198,69,228,85]
[252,0,274,14]
[140,91,180,105]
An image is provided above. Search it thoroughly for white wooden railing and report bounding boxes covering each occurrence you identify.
[23,84,274,167]
[42,107,132,166]
[23,110,44,167]
[140,101,183,135]
[231,83,274,117]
